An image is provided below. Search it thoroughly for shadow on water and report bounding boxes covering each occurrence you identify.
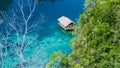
[58,26,73,38]
[0,0,12,18]
[37,0,63,4]
[0,0,61,18]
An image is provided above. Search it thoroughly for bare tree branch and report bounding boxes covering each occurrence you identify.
[0,0,46,68]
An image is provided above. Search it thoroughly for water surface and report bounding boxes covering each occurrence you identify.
[0,0,84,68]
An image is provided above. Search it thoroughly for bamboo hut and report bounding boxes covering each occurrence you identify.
[58,16,75,30]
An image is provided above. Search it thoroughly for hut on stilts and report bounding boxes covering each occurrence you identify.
[58,16,75,30]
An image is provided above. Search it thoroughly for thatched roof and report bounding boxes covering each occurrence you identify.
[58,16,74,27]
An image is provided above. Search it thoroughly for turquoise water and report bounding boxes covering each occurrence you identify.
[0,0,84,68]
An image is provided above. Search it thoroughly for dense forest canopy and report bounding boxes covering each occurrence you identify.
[47,0,120,68]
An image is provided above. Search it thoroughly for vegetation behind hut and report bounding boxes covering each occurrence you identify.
[47,0,120,68]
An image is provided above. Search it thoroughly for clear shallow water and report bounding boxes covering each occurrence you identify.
[0,0,84,68]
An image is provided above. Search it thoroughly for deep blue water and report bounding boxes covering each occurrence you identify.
[0,0,84,68]
[38,0,84,22]
[34,0,84,42]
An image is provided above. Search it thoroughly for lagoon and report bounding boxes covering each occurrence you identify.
[0,0,84,68]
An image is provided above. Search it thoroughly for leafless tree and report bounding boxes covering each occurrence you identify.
[0,0,47,68]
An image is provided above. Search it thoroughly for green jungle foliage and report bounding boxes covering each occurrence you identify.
[61,0,120,68]
[46,51,66,68]
[47,0,120,68]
